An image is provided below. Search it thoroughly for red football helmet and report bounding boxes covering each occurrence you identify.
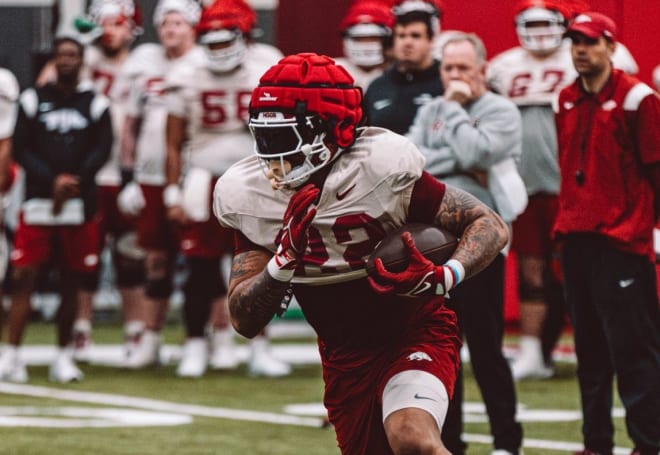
[340,1,394,67]
[196,0,254,72]
[249,53,363,188]
[514,0,569,54]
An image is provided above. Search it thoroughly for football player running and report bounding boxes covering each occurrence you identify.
[164,0,288,378]
[116,0,204,368]
[213,53,508,455]
[334,1,395,91]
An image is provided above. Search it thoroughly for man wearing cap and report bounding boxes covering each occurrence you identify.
[554,11,660,455]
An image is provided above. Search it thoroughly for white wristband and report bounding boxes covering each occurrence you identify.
[163,184,183,208]
[444,259,466,290]
[267,256,295,282]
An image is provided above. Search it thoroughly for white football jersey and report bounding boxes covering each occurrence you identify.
[123,44,205,185]
[333,57,384,91]
[85,45,131,186]
[165,58,270,176]
[0,68,19,139]
[487,41,575,107]
[214,127,426,285]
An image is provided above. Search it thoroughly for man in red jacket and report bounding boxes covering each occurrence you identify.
[553,12,660,455]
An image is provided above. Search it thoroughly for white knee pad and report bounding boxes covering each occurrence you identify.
[382,370,449,432]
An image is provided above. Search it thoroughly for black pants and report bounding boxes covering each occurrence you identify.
[562,234,660,455]
[442,254,523,454]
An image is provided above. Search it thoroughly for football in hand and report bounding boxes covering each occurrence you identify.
[366,223,459,277]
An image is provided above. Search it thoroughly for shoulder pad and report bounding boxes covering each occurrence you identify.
[122,44,163,78]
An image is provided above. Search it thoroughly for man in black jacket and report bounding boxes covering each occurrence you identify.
[0,33,112,383]
[363,1,444,135]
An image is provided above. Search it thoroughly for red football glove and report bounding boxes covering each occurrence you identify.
[368,231,463,297]
[270,184,320,276]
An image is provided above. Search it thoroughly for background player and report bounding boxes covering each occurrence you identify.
[116,0,203,367]
[164,0,289,378]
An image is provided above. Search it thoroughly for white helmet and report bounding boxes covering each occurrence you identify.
[515,6,566,54]
[153,0,201,27]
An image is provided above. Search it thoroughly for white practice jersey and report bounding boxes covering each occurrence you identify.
[165,58,270,176]
[85,45,130,186]
[0,68,19,139]
[123,44,205,185]
[333,57,384,91]
[214,127,425,285]
[487,41,575,107]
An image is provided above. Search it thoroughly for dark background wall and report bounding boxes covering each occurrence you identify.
[0,0,276,90]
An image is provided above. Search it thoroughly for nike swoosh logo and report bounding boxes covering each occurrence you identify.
[414,393,436,401]
[336,184,356,200]
[373,99,392,110]
[618,278,635,288]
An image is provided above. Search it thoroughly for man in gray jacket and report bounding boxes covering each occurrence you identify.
[408,32,525,455]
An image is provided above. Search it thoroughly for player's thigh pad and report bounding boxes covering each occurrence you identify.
[382,369,449,432]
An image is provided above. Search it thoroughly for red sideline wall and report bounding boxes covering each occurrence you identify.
[276,0,659,86]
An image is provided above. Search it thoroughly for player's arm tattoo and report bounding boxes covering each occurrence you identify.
[436,185,509,278]
[227,249,292,339]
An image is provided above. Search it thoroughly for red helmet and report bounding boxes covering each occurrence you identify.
[340,2,394,67]
[196,0,254,35]
[249,53,363,188]
[514,0,569,54]
[197,0,254,72]
[340,1,395,37]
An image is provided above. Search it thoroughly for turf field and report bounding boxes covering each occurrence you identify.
[0,318,634,455]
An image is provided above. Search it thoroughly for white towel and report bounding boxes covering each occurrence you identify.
[22,198,84,226]
[488,158,528,223]
[182,167,211,222]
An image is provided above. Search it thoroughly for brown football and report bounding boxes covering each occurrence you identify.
[366,223,459,277]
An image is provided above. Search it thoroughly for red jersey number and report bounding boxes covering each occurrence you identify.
[304,213,385,274]
[508,69,566,98]
[200,90,253,128]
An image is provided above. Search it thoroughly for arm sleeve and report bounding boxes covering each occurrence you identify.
[79,105,113,187]
[637,93,660,166]
[441,97,522,171]
[407,171,446,224]
[11,102,56,188]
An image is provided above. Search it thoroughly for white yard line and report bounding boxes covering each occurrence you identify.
[0,381,635,453]
[0,382,325,428]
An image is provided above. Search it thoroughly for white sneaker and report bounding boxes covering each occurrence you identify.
[124,330,161,369]
[177,338,208,378]
[72,319,94,363]
[511,336,553,380]
[49,349,84,383]
[209,328,239,370]
[248,336,291,378]
[0,346,29,383]
[492,450,523,455]
[123,320,146,359]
